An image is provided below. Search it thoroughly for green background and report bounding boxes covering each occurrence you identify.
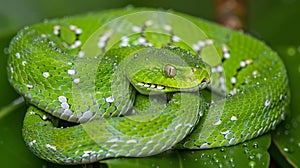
[1,0,300,167]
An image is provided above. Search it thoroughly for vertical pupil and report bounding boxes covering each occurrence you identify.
[165,64,176,78]
[169,68,173,76]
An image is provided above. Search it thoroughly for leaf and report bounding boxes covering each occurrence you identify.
[0,104,45,167]
[271,46,300,168]
[100,134,271,168]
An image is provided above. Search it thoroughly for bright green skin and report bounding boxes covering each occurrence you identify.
[7,8,289,164]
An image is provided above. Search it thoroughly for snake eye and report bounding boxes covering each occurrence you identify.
[165,64,176,78]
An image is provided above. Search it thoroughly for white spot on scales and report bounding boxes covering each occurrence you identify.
[191,39,214,52]
[120,36,130,47]
[41,34,47,38]
[105,153,113,158]
[281,112,286,120]
[172,35,181,42]
[82,150,95,158]
[105,96,115,103]
[132,26,142,33]
[53,25,60,35]
[279,94,283,100]
[230,116,237,121]
[240,61,246,67]
[107,138,121,143]
[70,41,82,49]
[221,130,230,135]
[58,96,67,103]
[184,123,194,128]
[28,140,36,147]
[200,143,210,149]
[78,111,94,123]
[26,84,34,89]
[240,59,253,68]
[146,139,154,144]
[137,37,146,44]
[68,69,76,75]
[9,64,14,73]
[145,20,153,26]
[126,139,138,144]
[164,25,172,31]
[78,50,85,58]
[73,78,80,84]
[69,25,83,34]
[174,124,182,130]
[216,65,224,72]
[15,52,21,59]
[222,45,230,59]
[213,119,222,126]
[61,102,70,109]
[230,88,237,95]
[98,31,113,48]
[264,99,271,107]
[42,115,47,120]
[42,72,50,78]
[141,146,148,152]
[110,144,119,148]
[231,77,236,84]
[46,144,57,151]
[252,70,259,78]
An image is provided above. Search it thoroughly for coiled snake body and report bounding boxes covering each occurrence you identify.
[7,8,289,164]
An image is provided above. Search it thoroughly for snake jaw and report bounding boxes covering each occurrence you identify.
[133,77,209,94]
[136,82,165,90]
[134,82,168,94]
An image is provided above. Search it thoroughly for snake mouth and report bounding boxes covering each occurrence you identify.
[136,82,166,90]
[135,77,209,93]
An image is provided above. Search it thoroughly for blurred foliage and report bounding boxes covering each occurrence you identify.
[0,0,299,167]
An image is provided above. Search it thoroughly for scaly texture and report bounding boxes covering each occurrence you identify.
[7,8,289,165]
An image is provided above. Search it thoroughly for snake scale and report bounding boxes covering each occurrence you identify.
[7,8,290,164]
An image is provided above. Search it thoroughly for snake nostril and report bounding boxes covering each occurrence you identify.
[201,78,208,83]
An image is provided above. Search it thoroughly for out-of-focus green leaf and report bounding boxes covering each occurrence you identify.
[272,46,300,168]
[0,104,44,168]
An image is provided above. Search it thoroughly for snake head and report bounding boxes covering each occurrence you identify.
[126,47,211,95]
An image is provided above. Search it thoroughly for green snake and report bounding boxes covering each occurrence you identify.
[7,8,290,164]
